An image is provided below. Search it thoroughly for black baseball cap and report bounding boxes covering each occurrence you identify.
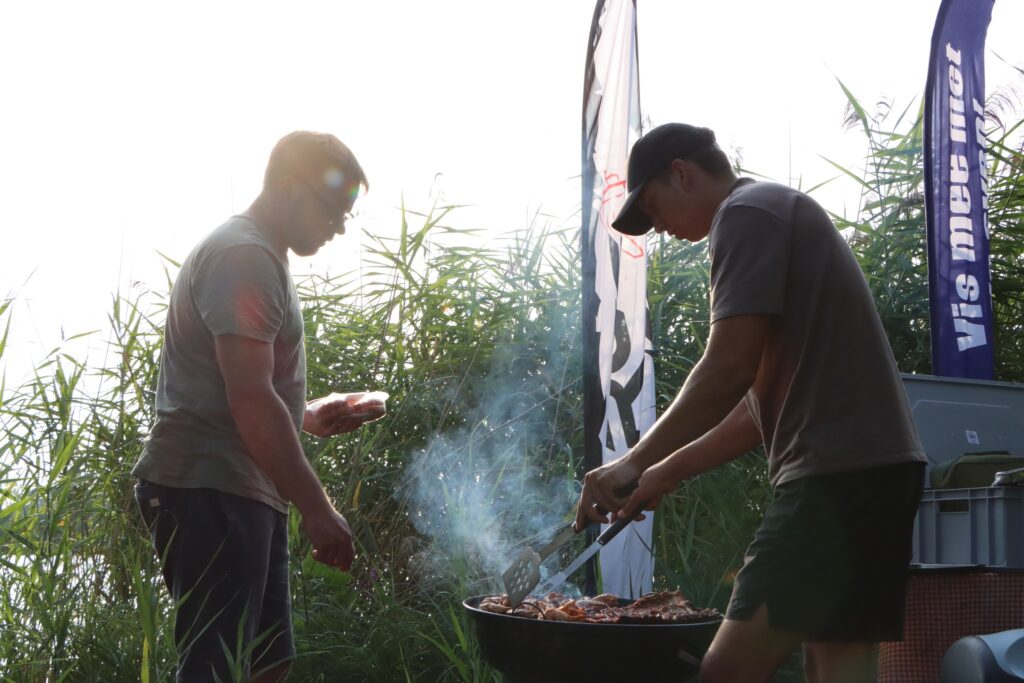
[612,123,718,236]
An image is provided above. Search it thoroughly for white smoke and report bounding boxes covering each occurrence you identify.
[397,339,581,594]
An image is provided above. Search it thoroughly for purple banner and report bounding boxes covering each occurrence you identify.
[924,0,995,379]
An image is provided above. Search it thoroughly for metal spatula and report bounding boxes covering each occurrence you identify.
[502,523,577,606]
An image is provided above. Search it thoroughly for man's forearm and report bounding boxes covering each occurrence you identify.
[625,353,755,472]
[228,388,333,517]
[659,400,762,482]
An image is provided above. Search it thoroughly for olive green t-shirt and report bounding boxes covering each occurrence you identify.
[132,216,305,512]
[708,179,926,488]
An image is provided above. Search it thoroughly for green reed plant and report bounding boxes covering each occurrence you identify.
[0,281,180,683]
[986,108,1024,380]
[824,84,933,373]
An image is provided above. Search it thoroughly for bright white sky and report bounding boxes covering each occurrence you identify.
[1,0,1022,387]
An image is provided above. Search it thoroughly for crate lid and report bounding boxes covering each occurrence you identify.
[902,374,1024,484]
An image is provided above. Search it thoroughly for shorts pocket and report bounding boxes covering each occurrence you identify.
[134,481,181,559]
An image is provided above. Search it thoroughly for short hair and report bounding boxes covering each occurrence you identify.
[685,144,733,177]
[264,131,369,211]
[650,143,733,187]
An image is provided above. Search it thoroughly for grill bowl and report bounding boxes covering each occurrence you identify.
[463,595,722,683]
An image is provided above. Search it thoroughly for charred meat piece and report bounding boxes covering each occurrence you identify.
[591,593,621,607]
[627,590,692,610]
[578,606,627,623]
[542,602,587,622]
[478,595,512,614]
[509,600,545,619]
[619,590,720,624]
[552,599,587,621]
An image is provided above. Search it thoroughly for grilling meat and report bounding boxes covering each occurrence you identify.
[478,595,512,614]
[618,590,720,624]
[543,600,587,622]
[481,590,720,624]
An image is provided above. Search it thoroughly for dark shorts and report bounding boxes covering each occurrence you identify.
[726,461,925,642]
[135,480,295,682]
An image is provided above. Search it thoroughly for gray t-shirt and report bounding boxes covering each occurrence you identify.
[708,179,926,487]
[132,216,306,512]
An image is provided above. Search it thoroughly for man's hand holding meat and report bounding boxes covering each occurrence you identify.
[303,392,388,437]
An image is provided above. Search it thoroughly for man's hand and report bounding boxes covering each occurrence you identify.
[304,391,388,437]
[617,458,681,520]
[301,504,356,571]
[574,458,643,531]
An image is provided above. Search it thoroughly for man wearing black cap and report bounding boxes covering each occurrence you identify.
[574,123,926,683]
[132,131,385,682]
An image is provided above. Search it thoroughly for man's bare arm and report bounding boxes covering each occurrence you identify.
[659,399,762,480]
[576,314,771,528]
[214,334,354,569]
[620,400,762,516]
[625,314,769,471]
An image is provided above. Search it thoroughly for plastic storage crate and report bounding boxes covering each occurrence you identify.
[912,486,1024,568]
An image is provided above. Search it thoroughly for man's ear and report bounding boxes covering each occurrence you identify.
[669,158,691,188]
[277,174,303,198]
[671,157,704,192]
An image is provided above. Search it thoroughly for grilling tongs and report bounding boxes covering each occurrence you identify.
[501,509,644,606]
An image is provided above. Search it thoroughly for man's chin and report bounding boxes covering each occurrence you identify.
[292,242,324,257]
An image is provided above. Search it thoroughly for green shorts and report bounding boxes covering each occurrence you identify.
[726,461,925,642]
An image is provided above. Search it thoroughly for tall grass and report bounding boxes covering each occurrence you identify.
[0,283,174,682]
[826,86,933,372]
[1,88,1022,682]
